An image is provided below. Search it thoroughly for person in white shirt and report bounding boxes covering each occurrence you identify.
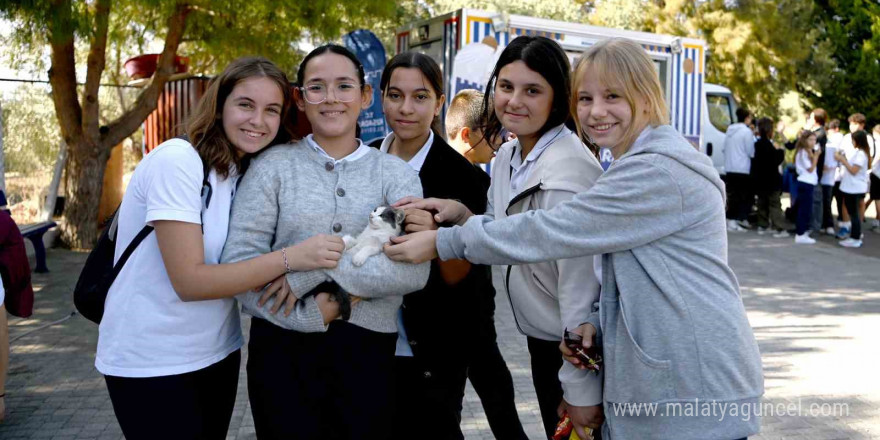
[97,57,345,440]
[867,124,880,230]
[820,119,844,235]
[834,130,872,247]
[834,113,873,238]
[723,108,755,231]
[794,131,820,244]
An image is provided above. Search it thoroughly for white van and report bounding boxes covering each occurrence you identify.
[702,83,739,175]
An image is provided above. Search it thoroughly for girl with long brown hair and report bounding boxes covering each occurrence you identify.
[96,56,345,439]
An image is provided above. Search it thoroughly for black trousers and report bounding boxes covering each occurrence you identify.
[104,349,240,440]
[247,318,397,440]
[393,356,468,440]
[527,337,566,439]
[842,193,865,239]
[725,172,753,221]
[467,288,528,440]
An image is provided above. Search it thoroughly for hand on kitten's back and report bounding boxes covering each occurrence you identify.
[342,205,405,266]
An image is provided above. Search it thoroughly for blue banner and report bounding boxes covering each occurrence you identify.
[343,29,388,144]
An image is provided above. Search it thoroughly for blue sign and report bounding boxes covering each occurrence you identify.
[343,30,388,144]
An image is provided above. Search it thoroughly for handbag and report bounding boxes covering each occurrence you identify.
[73,209,153,324]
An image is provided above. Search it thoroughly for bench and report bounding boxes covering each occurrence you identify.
[20,221,57,273]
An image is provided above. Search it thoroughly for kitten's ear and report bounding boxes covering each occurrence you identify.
[394,208,406,225]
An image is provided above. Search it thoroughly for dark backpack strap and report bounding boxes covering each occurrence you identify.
[110,225,154,279]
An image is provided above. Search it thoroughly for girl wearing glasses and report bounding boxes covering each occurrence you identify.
[221,44,429,440]
[96,57,344,440]
[371,52,527,440]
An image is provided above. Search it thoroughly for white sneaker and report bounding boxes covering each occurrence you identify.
[824,227,836,235]
[869,219,880,229]
[839,238,863,248]
[737,219,752,229]
[757,227,768,235]
[727,220,746,232]
[795,233,816,244]
[773,230,791,238]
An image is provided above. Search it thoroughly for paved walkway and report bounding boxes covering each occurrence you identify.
[0,231,878,439]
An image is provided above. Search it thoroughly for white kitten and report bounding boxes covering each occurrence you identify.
[342,205,406,266]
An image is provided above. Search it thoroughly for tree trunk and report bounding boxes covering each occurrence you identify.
[62,140,109,250]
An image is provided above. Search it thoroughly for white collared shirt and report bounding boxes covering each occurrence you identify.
[509,125,569,201]
[380,130,433,358]
[306,134,372,164]
[378,131,433,173]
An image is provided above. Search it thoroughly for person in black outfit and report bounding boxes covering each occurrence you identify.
[446,89,529,440]
[373,52,526,440]
[750,117,793,235]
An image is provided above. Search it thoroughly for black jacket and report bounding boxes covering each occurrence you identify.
[371,134,491,373]
[750,138,785,192]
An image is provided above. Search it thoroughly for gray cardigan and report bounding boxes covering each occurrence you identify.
[221,139,429,333]
[437,125,763,439]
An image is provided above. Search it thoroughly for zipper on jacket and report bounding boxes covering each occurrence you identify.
[505,183,542,216]
[504,265,527,335]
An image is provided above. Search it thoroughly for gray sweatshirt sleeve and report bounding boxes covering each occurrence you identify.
[436,157,685,265]
[221,161,326,332]
[325,169,429,298]
[533,188,603,407]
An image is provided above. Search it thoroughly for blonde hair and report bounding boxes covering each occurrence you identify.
[570,38,669,153]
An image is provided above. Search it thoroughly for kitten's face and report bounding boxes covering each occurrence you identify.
[369,205,405,231]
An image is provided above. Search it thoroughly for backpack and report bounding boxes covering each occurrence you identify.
[74,136,211,324]
[73,211,153,323]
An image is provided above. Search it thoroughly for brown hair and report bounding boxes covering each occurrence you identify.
[446,89,485,140]
[848,113,866,125]
[851,130,872,163]
[186,56,294,178]
[757,117,773,140]
[571,38,669,156]
[811,108,827,127]
[795,130,816,152]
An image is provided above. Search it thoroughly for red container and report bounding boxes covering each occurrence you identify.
[124,54,189,80]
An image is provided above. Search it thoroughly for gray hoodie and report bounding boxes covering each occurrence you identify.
[437,125,763,439]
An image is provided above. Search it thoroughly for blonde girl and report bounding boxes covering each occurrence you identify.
[387,38,762,440]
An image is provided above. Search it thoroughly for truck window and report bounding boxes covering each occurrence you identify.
[707,94,733,132]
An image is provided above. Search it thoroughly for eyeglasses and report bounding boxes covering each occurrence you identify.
[299,83,361,104]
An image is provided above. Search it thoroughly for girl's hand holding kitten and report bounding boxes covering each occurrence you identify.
[287,234,345,270]
[403,208,439,233]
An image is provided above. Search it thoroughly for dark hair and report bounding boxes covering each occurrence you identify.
[736,107,751,123]
[852,130,871,160]
[811,108,827,126]
[482,36,571,145]
[829,119,840,130]
[379,51,445,137]
[757,117,773,139]
[297,44,365,87]
[186,56,294,178]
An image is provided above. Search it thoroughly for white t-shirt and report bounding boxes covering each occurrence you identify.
[840,149,869,194]
[795,149,818,185]
[822,132,843,186]
[96,139,243,378]
[0,278,5,305]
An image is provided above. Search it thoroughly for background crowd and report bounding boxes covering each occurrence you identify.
[723,107,879,248]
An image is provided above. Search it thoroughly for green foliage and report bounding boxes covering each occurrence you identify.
[1,85,60,174]
[797,0,880,124]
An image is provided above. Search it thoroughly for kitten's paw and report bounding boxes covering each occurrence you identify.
[342,235,356,251]
[352,252,369,267]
